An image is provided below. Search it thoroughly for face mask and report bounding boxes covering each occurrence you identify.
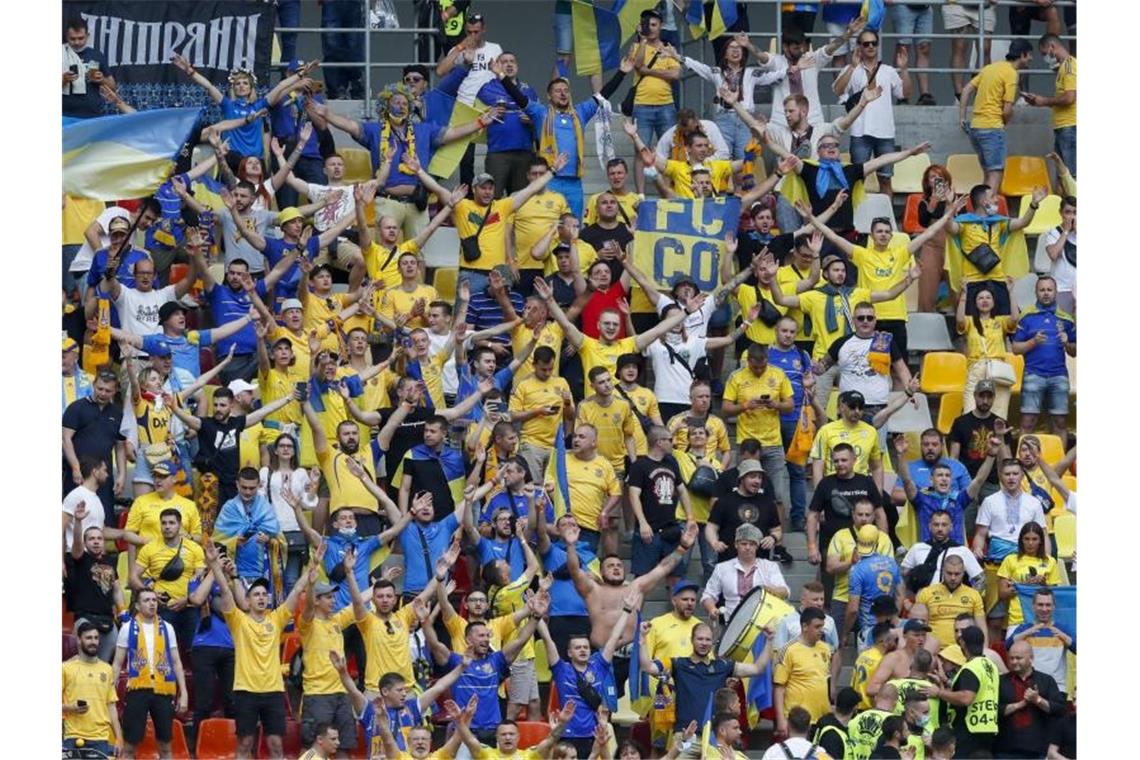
[915,714,931,728]
[339,527,357,540]
[665,331,683,345]
[985,202,999,215]
[1043,53,1059,69]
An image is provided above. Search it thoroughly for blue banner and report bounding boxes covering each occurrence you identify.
[632,197,742,292]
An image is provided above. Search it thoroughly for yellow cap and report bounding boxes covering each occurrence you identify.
[939,644,967,667]
[277,207,304,226]
[855,524,880,556]
[63,336,79,352]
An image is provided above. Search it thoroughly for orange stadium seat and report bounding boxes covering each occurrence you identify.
[901,193,925,234]
[517,721,553,749]
[195,718,238,759]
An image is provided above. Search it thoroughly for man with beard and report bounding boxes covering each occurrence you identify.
[807,443,886,568]
[896,434,999,547]
[768,21,867,129]
[1011,274,1077,442]
[584,159,639,226]
[63,621,124,757]
[773,607,836,736]
[916,555,987,648]
[948,381,1013,531]
[643,580,705,708]
[63,372,127,517]
[66,501,126,662]
[562,519,697,697]
[171,385,299,504]
[865,620,935,703]
[901,510,986,596]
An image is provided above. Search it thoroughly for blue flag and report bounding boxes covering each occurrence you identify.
[744,632,774,726]
[1016,584,1076,637]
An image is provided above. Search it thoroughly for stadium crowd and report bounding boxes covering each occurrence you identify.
[61,1,1077,758]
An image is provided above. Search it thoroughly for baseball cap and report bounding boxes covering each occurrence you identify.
[904,619,932,634]
[277,207,304,226]
[286,58,305,73]
[737,459,764,479]
[553,243,573,257]
[249,577,272,594]
[671,276,699,292]
[821,254,845,270]
[158,301,187,324]
[472,172,495,187]
[1006,39,1033,60]
[147,339,173,358]
[108,216,131,233]
[974,379,996,395]
[313,581,339,597]
[228,379,257,395]
[281,298,304,312]
[150,460,175,477]
[616,353,642,372]
[839,390,866,409]
[671,579,699,596]
[855,524,880,555]
[63,336,79,352]
[640,8,663,21]
[735,524,763,544]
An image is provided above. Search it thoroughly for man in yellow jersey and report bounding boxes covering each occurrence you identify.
[534,274,687,379]
[767,250,917,411]
[498,293,566,381]
[824,497,894,629]
[584,158,639,225]
[615,353,663,456]
[299,257,369,353]
[129,508,206,647]
[512,156,571,295]
[577,366,638,479]
[773,581,842,694]
[666,379,732,468]
[722,342,795,511]
[916,555,986,647]
[810,390,884,487]
[204,534,316,758]
[299,549,367,753]
[63,621,123,757]
[378,252,440,331]
[562,424,623,554]
[510,345,574,479]
[123,460,202,567]
[526,212,599,278]
[773,607,834,734]
[626,8,682,195]
[929,626,998,758]
[625,119,740,199]
[355,177,459,290]
[851,621,897,708]
[958,40,1033,189]
[644,580,703,710]
[110,586,189,758]
[1024,34,1076,178]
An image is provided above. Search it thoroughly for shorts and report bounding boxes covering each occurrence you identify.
[826,22,855,56]
[889,4,933,46]
[301,693,357,748]
[966,127,1007,172]
[123,689,175,744]
[941,3,996,33]
[850,135,898,177]
[233,690,287,738]
[553,10,573,55]
[508,658,540,704]
[131,450,156,486]
[633,104,678,145]
[63,738,114,755]
[1020,373,1070,416]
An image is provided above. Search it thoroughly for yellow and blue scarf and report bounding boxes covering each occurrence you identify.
[126,615,177,695]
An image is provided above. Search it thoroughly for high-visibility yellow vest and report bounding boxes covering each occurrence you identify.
[949,656,999,735]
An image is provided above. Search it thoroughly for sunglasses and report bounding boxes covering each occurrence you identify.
[404,75,424,83]
[818,142,839,150]
[860,39,879,47]
[854,315,877,322]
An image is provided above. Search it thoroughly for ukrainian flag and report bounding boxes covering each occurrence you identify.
[425,92,489,178]
[743,630,775,727]
[544,425,573,519]
[63,107,202,201]
[572,0,658,76]
[687,0,738,40]
[861,0,886,31]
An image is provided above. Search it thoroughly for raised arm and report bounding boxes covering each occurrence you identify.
[622,119,668,173]
[633,522,696,593]
[603,588,640,660]
[171,54,224,103]
[510,153,569,211]
[864,142,931,177]
[633,302,688,352]
[304,99,364,142]
[533,276,585,348]
[562,523,597,598]
[1009,187,1048,233]
[797,201,855,256]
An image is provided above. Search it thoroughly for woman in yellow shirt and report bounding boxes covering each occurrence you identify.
[956,285,1019,417]
[996,522,1063,633]
[674,423,723,584]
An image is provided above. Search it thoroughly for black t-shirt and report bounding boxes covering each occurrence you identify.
[545,273,579,309]
[65,552,117,617]
[62,47,110,119]
[943,668,980,735]
[401,454,457,516]
[812,715,849,760]
[708,479,780,560]
[948,412,1012,485]
[809,472,882,542]
[627,454,683,531]
[711,466,740,502]
[62,398,125,470]
[736,229,795,287]
[581,222,634,257]
[195,414,247,486]
[874,746,903,759]
[799,162,865,233]
[378,407,431,479]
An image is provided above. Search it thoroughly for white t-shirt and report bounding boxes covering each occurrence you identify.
[832,333,892,405]
[645,335,709,405]
[761,737,828,760]
[306,183,357,233]
[842,64,905,138]
[427,330,460,396]
[655,120,731,162]
[71,206,130,273]
[768,48,837,128]
[115,618,179,668]
[1040,227,1076,293]
[62,485,105,552]
[115,285,178,344]
[259,467,318,533]
[683,57,787,113]
[654,294,717,339]
[900,544,986,587]
[976,491,1046,544]
[456,41,504,105]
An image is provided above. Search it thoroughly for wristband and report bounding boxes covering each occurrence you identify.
[1030,202,1040,210]
[622,606,633,613]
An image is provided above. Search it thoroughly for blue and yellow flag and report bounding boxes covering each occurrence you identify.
[632,196,742,293]
[426,94,490,179]
[571,0,658,75]
[699,691,719,755]
[545,425,573,519]
[1016,584,1076,638]
[687,0,739,40]
[861,0,886,31]
[743,631,775,728]
[63,107,202,201]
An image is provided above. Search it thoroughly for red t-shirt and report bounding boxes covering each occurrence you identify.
[580,282,628,339]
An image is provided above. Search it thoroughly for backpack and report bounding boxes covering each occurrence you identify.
[779,740,820,759]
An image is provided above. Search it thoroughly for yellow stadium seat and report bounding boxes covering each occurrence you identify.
[920,352,968,395]
[1019,194,1063,236]
[947,154,984,195]
[340,148,375,183]
[1005,353,1024,393]
[1025,433,1065,467]
[936,392,963,435]
[891,153,932,194]
[432,267,458,303]
[1001,156,1052,198]
[1053,512,1076,559]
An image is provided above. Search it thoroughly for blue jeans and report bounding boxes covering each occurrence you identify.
[321,1,365,95]
[850,135,898,177]
[456,269,491,309]
[1054,126,1076,179]
[549,176,584,219]
[967,127,1007,172]
[714,110,753,161]
[780,418,807,526]
[631,529,681,576]
[63,738,114,755]
[889,4,934,45]
[1020,373,1071,416]
[277,0,301,63]
[633,104,677,148]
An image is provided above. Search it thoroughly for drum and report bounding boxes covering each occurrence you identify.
[717,586,795,662]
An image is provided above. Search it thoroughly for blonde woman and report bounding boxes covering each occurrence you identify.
[957,284,1019,417]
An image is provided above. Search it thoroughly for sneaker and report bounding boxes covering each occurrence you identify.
[917,92,936,106]
[773,545,795,565]
[790,520,806,533]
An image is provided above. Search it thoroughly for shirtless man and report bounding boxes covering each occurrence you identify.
[866,619,935,699]
[562,519,698,697]
[897,602,942,656]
